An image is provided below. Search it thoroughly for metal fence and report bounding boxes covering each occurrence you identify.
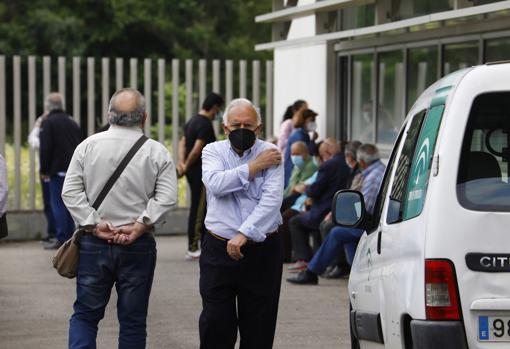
[0,55,274,210]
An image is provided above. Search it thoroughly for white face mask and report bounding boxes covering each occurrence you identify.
[306,121,317,132]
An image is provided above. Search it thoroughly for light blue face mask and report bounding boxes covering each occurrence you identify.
[215,111,223,122]
[312,156,319,167]
[291,155,305,168]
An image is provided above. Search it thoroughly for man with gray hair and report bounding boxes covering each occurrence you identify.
[200,98,284,348]
[62,88,178,348]
[39,92,82,249]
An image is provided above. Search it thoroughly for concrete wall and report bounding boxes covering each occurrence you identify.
[273,44,328,141]
[3,208,189,241]
[272,0,330,141]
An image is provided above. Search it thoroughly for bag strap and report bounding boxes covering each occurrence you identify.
[91,134,148,210]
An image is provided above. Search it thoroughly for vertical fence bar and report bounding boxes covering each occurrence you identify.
[144,58,152,137]
[13,56,21,210]
[212,59,221,134]
[185,59,193,121]
[101,58,110,126]
[0,56,5,156]
[252,60,260,107]
[116,58,123,91]
[73,57,81,125]
[87,58,95,136]
[158,59,165,144]
[172,59,180,162]
[130,58,138,89]
[226,60,233,104]
[199,59,206,106]
[58,57,66,109]
[239,60,247,98]
[43,56,51,98]
[28,56,37,210]
[213,60,220,93]
[265,61,274,138]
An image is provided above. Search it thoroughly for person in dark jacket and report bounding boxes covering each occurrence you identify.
[287,138,350,272]
[39,93,82,248]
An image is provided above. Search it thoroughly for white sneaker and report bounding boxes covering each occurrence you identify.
[185,249,201,261]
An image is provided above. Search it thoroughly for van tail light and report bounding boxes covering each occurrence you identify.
[425,259,461,321]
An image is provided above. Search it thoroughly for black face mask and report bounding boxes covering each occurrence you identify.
[228,127,257,151]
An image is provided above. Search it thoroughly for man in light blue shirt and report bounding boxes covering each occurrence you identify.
[199,98,284,349]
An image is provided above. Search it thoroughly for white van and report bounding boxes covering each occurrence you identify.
[333,62,510,349]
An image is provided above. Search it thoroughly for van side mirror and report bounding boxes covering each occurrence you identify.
[332,190,367,228]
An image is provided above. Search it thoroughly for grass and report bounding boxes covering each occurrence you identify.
[4,143,189,211]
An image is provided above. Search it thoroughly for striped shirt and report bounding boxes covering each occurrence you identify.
[202,139,284,242]
[362,160,386,214]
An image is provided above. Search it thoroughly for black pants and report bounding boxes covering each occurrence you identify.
[186,168,207,251]
[289,213,320,261]
[199,232,283,349]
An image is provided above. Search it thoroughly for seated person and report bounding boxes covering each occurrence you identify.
[287,144,386,285]
[320,140,363,278]
[281,141,317,212]
[287,138,350,272]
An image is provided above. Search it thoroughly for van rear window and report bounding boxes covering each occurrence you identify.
[457,92,510,211]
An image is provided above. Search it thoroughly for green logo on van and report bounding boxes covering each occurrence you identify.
[403,103,445,220]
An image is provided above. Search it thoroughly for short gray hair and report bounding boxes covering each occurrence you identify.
[223,98,262,126]
[358,144,380,165]
[344,141,362,161]
[44,93,64,112]
[108,88,146,126]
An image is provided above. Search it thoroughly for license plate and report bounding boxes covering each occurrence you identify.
[479,316,510,341]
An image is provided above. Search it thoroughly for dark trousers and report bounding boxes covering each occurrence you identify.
[199,232,283,349]
[69,234,157,349]
[308,226,363,275]
[319,218,348,269]
[186,168,207,251]
[280,208,300,262]
[289,213,320,261]
[41,176,56,238]
[49,175,75,243]
[280,193,300,213]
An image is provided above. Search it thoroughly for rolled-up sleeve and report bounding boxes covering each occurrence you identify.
[62,144,101,226]
[137,151,178,226]
[202,144,250,197]
[238,163,284,242]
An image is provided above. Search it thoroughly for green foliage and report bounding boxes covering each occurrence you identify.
[0,0,272,61]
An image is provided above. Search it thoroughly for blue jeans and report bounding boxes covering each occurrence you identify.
[41,177,56,238]
[69,234,157,349]
[49,175,75,242]
[307,226,363,275]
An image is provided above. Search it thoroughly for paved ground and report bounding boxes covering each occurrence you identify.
[0,236,350,348]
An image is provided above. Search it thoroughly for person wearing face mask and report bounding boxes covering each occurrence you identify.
[178,92,224,260]
[284,108,318,187]
[277,99,307,153]
[281,141,317,211]
[286,138,350,273]
[200,98,284,349]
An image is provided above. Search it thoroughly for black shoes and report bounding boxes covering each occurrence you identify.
[286,270,318,285]
[323,265,350,279]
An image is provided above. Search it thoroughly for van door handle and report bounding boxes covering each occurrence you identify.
[377,230,382,254]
